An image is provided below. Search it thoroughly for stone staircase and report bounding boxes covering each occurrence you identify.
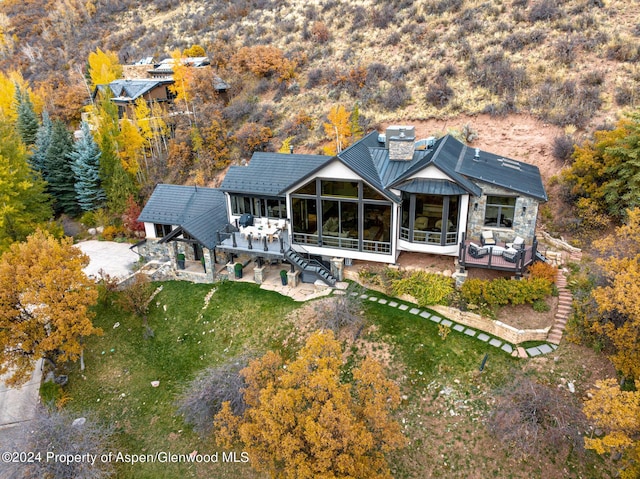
[284,248,337,287]
[547,250,582,344]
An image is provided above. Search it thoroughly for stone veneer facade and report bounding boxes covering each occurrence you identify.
[466,182,539,244]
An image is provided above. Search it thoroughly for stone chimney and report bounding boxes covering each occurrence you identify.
[386,126,415,161]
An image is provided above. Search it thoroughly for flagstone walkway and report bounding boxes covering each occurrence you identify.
[352,292,559,359]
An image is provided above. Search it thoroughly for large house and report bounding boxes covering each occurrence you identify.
[138,126,547,285]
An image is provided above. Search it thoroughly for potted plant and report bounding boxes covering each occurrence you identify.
[234,262,243,279]
[177,253,185,269]
[280,269,288,286]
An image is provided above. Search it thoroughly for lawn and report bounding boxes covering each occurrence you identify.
[61,281,615,479]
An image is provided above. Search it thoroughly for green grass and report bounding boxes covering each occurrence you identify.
[59,281,615,479]
[63,281,297,479]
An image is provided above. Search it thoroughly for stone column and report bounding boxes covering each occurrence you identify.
[287,270,300,287]
[254,266,265,284]
[330,257,344,281]
[203,248,214,282]
[226,262,236,281]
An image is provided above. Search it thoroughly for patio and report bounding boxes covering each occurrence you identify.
[458,239,537,276]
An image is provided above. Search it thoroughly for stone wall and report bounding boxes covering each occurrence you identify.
[466,182,539,244]
[136,239,172,262]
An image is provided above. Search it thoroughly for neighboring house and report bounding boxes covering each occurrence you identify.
[138,126,547,284]
[93,79,175,118]
[95,56,230,117]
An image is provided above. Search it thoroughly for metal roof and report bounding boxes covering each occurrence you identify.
[220,152,331,196]
[394,178,468,196]
[138,185,227,249]
[94,79,172,102]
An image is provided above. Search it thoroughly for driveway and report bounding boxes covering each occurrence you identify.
[0,359,43,428]
[74,240,140,280]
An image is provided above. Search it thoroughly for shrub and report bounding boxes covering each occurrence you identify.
[79,210,96,228]
[176,356,250,436]
[552,135,575,162]
[380,80,411,110]
[102,225,125,240]
[460,278,485,305]
[533,299,551,312]
[315,285,365,336]
[391,270,454,306]
[528,0,561,22]
[425,81,454,108]
[528,261,558,283]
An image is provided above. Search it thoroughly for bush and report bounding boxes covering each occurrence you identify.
[380,80,411,110]
[552,135,575,162]
[425,81,454,108]
[529,0,562,22]
[533,298,551,312]
[391,270,454,306]
[176,356,250,436]
[461,277,554,307]
[102,225,125,240]
[315,285,365,336]
[528,261,558,283]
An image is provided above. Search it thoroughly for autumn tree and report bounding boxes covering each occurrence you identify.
[0,230,101,386]
[214,330,406,479]
[583,379,640,479]
[323,105,352,155]
[183,44,206,57]
[87,47,122,88]
[590,208,640,379]
[70,121,105,211]
[0,120,52,250]
[115,273,155,337]
[231,45,296,83]
[233,122,273,158]
[168,49,194,109]
[562,111,640,220]
[121,194,145,235]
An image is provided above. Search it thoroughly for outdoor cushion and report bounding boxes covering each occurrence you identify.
[414,217,429,230]
[481,230,496,245]
[469,242,489,258]
[506,236,525,250]
[502,247,519,263]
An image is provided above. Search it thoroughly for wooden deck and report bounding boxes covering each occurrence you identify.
[216,229,288,260]
[458,238,537,276]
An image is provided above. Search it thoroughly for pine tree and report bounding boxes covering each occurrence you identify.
[70,121,105,211]
[15,85,39,147]
[44,120,78,215]
[30,111,52,173]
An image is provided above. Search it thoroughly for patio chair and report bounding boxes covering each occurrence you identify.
[468,242,489,259]
[506,235,525,250]
[502,247,519,263]
[481,230,496,246]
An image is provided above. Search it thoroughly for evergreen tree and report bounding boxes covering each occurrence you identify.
[44,120,78,215]
[70,121,105,211]
[30,111,52,173]
[15,85,39,147]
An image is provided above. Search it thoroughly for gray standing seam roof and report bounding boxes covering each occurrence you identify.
[394,178,469,196]
[95,79,172,102]
[219,152,331,196]
[138,185,228,249]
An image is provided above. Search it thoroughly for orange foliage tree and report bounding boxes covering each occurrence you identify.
[0,230,101,386]
[590,208,640,379]
[214,330,406,479]
[231,45,296,83]
[583,379,640,479]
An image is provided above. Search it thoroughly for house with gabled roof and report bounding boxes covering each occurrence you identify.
[93,79,175,118]
[137,126,547,285]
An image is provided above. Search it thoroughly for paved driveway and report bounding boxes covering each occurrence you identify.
[0,360,42,428]
[74,240,140,280]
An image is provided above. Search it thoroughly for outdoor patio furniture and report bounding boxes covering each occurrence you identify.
[468,242,489,258]
[502,247,519,263]
[506,235,525,250]
[481,230,496,246]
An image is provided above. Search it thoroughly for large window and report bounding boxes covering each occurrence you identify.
[290,179,392,254]
[484,196,516,228]
[231,194,287,219]
[400,193,460,245]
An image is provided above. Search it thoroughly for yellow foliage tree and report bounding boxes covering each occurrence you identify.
[168,49,193,106]
[323,105,352,155]
[0,70,30,122]
[117,116,145,177]
[583,378,640,479]
[591,208,640,379]
[214,330,406,479]
[0,230,101,386]
[87,48,122,88]
[183,44,205,57]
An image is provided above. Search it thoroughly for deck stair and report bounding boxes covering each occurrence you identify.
[284,248,337,287]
